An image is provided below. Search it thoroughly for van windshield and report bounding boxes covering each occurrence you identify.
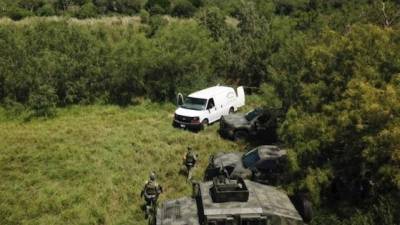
[181,97,207,110]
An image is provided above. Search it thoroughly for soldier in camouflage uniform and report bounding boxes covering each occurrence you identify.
[141,172,163,218]
[183,147,198,181]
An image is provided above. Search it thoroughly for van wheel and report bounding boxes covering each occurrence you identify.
[201,119,209,130]
[229,107,234,114]
[234,130,248,141]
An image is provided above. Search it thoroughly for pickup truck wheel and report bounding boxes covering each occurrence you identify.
[229,107,234,114]
[234,130,248,141]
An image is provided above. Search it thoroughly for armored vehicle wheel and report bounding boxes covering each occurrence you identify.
[233,130,248,141]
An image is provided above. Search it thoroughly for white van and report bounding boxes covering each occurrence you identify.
[173,85,245,130]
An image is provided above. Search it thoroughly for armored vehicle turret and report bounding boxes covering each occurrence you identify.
[156,176,306,225]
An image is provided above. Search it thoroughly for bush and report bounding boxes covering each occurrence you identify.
[172,0,196,18]
[28,85,58,118]
[139,9,150,23]
[146,0,171,14]
[77,2,98,18]
[37,3,56,16]
[6,5,34,20]
[148,4,165,15]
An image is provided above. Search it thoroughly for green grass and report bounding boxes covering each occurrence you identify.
[0,101,247,225]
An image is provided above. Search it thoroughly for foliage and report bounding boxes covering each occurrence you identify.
[28,84,58,118]
[77,2,98,18]
[0,19,216,107]
[275,24,400,223]
[145,0,171,14]
[37,3,56,16]
[139,9,150,23]
[171,0,196,18]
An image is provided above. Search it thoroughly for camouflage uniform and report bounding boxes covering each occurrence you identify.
[141,173,163,206]
[184,147,197,168]
[183,147,198,180]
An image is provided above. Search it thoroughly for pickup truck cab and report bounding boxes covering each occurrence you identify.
[173,85,245,130]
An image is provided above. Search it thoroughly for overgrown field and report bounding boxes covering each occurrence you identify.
[0,102,244,225]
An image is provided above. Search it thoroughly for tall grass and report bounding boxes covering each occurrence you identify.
[0,102,244,225]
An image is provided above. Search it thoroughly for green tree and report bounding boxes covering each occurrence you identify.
[196,6,227,40]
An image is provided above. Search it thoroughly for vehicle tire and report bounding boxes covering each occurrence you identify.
[229,107,234,114]
[233,130,248,141]
[201,119,209,130]
[291,194,313,223]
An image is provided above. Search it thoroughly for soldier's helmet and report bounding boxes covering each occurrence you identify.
[149,172,156,181]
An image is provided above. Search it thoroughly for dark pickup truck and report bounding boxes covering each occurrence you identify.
[219,108,284,142]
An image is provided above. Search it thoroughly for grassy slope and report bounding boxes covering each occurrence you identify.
[0,101,251,225]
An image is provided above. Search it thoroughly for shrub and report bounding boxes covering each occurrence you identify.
[6,5,34,20]
[139,9,150,23]
[37,3,56,16]
[172,0,196,18]
[77,2,98,18]
[148,4,165,15]
[146,0,170,14]
[28,85,58,118]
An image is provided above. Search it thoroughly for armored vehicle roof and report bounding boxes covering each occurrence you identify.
[200,179,302,221]
[157,178,304,225]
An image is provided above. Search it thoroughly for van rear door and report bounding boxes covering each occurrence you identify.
[236,86,245,108]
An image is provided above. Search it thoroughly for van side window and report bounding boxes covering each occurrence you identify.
[207,98,215,109]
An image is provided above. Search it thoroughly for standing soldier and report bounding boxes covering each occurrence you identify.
[183,146,198,181]
[141,172,163,219]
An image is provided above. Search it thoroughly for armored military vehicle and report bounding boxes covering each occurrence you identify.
[219,108,284,142]
[156,176,307,225]
[204,145,288,185]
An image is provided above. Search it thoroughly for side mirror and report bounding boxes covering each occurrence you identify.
[177,93,184,106]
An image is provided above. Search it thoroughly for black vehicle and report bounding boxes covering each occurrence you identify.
[219,108,285,142]
[204,145,288,185]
